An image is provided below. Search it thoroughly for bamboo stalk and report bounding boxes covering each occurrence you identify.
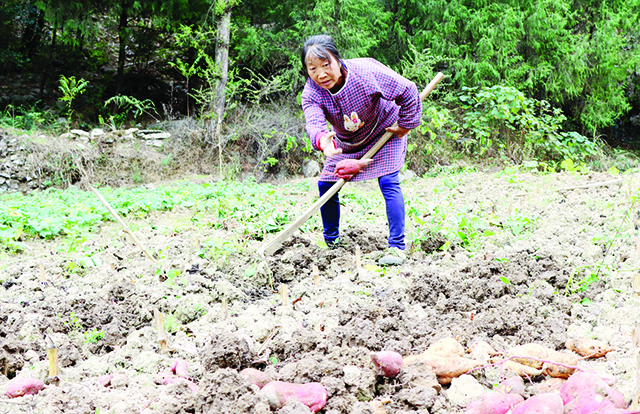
[89,185,157,262]
[221,297,228,320]
[312,265,320,286]
[154,309,167,351]
[256,326,280,356]
[280,285,288,306]
[355,246,362,271]
[46,336,60,385]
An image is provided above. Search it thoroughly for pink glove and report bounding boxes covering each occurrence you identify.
[334,159,372,180]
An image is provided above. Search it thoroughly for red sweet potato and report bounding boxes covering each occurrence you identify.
[563,389,624,414]
[560,371,626,408]
[171,359,189,378]
[5,377,45,398]
[259,381,327,412]
[496,375,525,397]
[528,377,566,395]
[510,393,563,414]
[371,351,403,378]
[465,391,524,414]
[239,368,272,389]
[98,373,114,387]
[154,372,200,394]
[566,337,616,358]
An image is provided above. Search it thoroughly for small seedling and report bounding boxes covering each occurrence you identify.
[84,328,105,344]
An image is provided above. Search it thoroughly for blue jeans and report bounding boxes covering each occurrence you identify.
[318,170,405,250]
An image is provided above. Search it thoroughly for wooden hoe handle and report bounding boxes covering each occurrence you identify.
[258,72,445,256]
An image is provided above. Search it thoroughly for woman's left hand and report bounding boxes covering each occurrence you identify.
[385,124,411,138]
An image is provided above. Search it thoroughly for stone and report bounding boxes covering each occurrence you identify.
[399,169,417,182]
[445,374,487,407]
[146,139,164,147]
[302,160,321,178]
[70,129,90,137]
[137,130,171,140]
[343,365,361,386]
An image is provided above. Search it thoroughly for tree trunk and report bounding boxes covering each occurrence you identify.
[211,0,232,177]
[213,1,231,122]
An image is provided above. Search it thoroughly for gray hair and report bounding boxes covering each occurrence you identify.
[300,35,342,76]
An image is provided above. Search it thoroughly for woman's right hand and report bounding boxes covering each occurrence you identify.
[318,131,343,157]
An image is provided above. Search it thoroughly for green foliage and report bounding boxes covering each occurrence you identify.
[84,328,105,343]
[104,95,158,125]
[391,0,639,133]
[454,85,600,165]
[164,314,180,334]
[0,103,57,132]
[0,180,300,250]
[58,75,89,123]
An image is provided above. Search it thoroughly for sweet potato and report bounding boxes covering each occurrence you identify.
[560,371,626,408]
[403,353,482,384]
[171,359,189,378]
[5,377,45,398]
[98,373,114,387]
[371,351,403,378]
[566,337,616,358]
[427,337,465,357]
[498,359,543,378]
[465,391,524,414]
[369,400,388,414]
[467,340,497,361]
[239,367,272,389]
[542,350,579,378]
[563,389,623,414]
[511,393,563,414]
[259,381,327,412]
[468,340,496,356]
[506,343,550,369]
[154,372,200,394]
[528,377,566,395]
[496,375,525,397]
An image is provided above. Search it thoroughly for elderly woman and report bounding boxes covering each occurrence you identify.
[300,34,422,265]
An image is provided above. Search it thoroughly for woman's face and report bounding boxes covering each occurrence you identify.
[306,53,343,90]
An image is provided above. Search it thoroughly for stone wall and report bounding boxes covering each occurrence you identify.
[0,133,37,193]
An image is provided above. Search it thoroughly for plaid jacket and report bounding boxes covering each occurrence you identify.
[301,58,422,182]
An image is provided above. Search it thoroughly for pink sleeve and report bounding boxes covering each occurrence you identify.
[367,60,422,129]
[301,86,328,151]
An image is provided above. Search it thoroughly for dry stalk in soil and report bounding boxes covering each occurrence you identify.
[90,185,157,262]
[46,335,60,385]
[154,310,168,351]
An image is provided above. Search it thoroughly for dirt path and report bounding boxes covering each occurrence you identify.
[1,169,639,413]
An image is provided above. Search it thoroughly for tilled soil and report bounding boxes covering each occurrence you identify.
[1,170,639,413]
